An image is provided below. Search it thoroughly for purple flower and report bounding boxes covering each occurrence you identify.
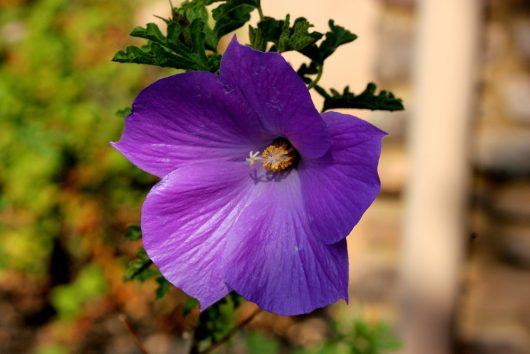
[113,38,385,315]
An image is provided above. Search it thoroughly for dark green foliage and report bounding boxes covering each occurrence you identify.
[114,0,403,112]
[123,248,157,281]
[115,106,132,118]
[113,19,217,72]
[246,331,280,354]
[155,276,171,299]
[213,0,261,39]
[299,20,357,64]
[123,247,171,300]
[193,292,243,345]
[113,0,262,72]
[124,225,142,241]
[248,15,403,112]
[182,298,200,316]
[281,319,401,354]
[297,61,320,84]
[243,318,401,354]
[316,83,405,112]
[249,15,322,52]
[347,320,402,354]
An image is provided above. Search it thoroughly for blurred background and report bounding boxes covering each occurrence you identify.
[1,0,529,353]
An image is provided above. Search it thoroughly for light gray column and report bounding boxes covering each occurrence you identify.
[401,1,483,353]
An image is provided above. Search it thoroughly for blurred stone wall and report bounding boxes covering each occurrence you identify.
[462,0,530,353]
[362,0,530,353]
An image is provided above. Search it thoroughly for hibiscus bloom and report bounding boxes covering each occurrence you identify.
[113,38,385,315]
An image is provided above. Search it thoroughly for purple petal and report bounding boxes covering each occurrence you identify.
[113,71,270,178]
[223,171,349,315]
[219,37,331,159]
[299,111,386,245]
[141,161,253,309]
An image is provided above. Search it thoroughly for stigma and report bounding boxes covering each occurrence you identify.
[246,138,299,172]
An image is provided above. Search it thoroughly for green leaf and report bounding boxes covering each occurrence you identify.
[182,298,200,316]
[278,16,322,52]
[193,292,242,343]
[297,61,320,84]
[123,247,173,299]
[176,1,218,50]
[113,2,219,72]
[319,20,357,61]
[316,83,404,111]
[212,0,260,39]
[123,248,157,282]
[246,331,280,354]
[115,106,131,118]
[124,225,142,241]
[300,20,357,64]
[130,23,165,42]
[249,15,322,52]
[349,320,401,354]
[155,276,171,299]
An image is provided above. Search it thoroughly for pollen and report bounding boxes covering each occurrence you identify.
[261,140,297,172]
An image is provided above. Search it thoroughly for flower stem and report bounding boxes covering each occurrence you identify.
[257,6,264,21]
[197,308,262,354]
[307,65,323,90]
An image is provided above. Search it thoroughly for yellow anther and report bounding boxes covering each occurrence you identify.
[261,141,296,172]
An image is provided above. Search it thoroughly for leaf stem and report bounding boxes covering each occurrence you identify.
[127,259,153,281]
[197,308,262,354]
[257,6,265,21]
[307,64,323,90]
[118,314,150,354]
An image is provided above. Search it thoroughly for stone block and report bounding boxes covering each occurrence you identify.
[493,224,530,268]
[513,20,530,62]
[475,125,530,175]
[380,0,415,9]
[500,74,530,125]
[379,145,408,195]
[492,182,530,220]
[485,22,509,64]
[349,258,398,303]
[376,13,415,83]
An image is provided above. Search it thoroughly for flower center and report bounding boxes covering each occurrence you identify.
[246,138,297,173]
[245,139,299,172]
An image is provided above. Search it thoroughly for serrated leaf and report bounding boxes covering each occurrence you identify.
[249,17,281,51]
[319,20,357,60]
[250,15,322,52]
[300,20,357,64]
[124,225,142,241]
[130,23,165,42]
[297,61,319,84]
[317,83,404,111]
[176,1,218,50]
[113,2,219,72]
[277,16,321,52]
[212,0,260,39]
[113,43,194,69]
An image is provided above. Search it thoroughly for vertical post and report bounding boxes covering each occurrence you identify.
[401,1,482,354]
